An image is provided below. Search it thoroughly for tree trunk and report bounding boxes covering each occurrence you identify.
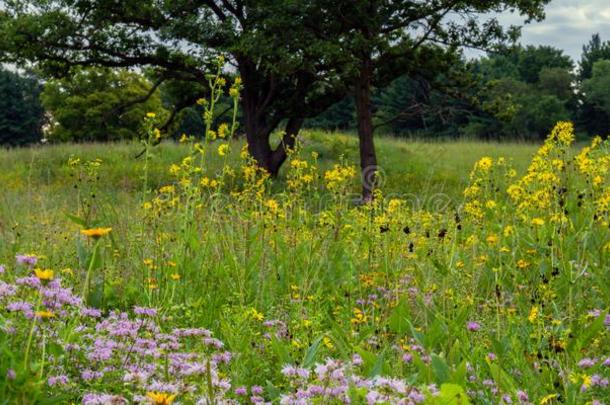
[355,57,378,202]
[268,117,304,176]
[240,61,303,177]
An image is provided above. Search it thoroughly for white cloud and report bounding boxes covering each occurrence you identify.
[502,0,610,61]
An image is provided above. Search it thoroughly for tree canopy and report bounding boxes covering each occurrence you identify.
[0,0,552,184]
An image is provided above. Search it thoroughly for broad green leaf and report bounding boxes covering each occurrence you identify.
[302,336,323,368]
[431,353,451,384]
[388,299,410,334]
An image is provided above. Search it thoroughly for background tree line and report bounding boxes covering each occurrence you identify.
[310,35,610,140]
[4,33,610,148]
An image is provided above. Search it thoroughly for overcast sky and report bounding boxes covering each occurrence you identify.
[492,0,610,62]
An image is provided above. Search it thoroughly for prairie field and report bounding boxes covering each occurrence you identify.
[0,125,609,404]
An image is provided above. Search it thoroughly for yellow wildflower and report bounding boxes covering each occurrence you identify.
[323,336,334,350]
[80,227,112,238]
[486,234,498,245]
[218,123,229,138]
[350,308,367,324]
[146,392,176,405]
[528,306,539,323]
[476,157,493,171]
[34,268,54,281]
[35,310,55,319]
[539,394,558,405]
[218,143,229,156]
[249,308,264,322]
[531,218,545,226]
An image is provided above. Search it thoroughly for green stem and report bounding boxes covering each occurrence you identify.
[39,329,47,378]
[23,293,43,369]
[82,239,101,301]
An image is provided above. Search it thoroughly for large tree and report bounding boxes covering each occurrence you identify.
[0,0,550,188]
[582,60,610,127]
[578,34,610,135]
[0,67,44,146]
[0,0,346,175]
[310,0,550,199]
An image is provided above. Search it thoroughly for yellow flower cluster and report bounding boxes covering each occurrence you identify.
[324,163,356,192]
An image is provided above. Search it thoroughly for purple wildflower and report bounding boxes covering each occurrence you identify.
[6,301,34,318]
[47,375,69,386]
[81,307,102,317]
[15,254,37,267]
[15,276,41,288]
[590,374,609,388]
[578,358,596,369]
[467,321,481,331]
[133,306,157,317]
[0,281,17,298]
[235,387,247,396]
[82,393,127,405]
[282,365,297,377]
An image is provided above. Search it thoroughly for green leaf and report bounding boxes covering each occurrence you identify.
[388,299,410,334]
[570,311,607,353]
[431,354,451,384]
[65,213,87,226]
[489,363,517,394]
[269,338,292,365]
[430,383,471,405]
[450,360,468,385]
[370,351,385,377]
[265,381,281,400]
[302,336,323,368]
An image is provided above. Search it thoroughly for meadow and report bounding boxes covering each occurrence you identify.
[0,122,609,404]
